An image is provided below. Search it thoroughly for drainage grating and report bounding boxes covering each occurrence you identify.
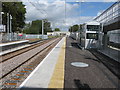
[71,62,89,67]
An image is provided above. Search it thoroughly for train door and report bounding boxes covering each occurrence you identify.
[86,33,98,49]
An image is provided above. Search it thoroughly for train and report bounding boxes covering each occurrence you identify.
[70,32,79,40]
[70,21,120,50]
[70,21,102,49]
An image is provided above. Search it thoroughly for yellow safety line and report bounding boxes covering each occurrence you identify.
[48,37,66,88]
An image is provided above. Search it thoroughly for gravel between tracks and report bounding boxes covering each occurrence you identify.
[0,38,56,62]
[1,38,59,78]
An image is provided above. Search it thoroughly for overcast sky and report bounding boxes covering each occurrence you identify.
[22,0,117,31]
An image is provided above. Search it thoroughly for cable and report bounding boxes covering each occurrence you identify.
[28,0,47,19]
[64,0,67,25]
[36,1,48,15]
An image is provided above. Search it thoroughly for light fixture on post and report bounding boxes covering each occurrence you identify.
[0,12,4,25]
[10,14,12,41]
[42,19,47,39]
[7,13,10,41]
[42,19,44,39]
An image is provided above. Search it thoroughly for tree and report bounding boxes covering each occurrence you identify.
[54,28,60,32]
[72,25,79,32]
[2,2,26,32]
[44,21,53,34]
[69,24,81,32]
[23,20,52,34]
[23,20,42,34]
[79,24,83,31]
[69,26,72,32]
[46,28,53,32]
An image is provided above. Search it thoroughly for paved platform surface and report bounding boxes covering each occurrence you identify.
[64,37,120,89]
[19,37,66,89]
[18,37,120,89]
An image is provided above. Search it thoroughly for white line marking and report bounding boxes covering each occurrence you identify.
[18,38,64,89]
[0,40,29,47]
[109,46,120,51]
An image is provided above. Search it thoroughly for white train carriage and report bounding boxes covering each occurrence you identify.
[79,21,101,49]
[70,32,79,40]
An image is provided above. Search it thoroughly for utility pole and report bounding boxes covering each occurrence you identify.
[0,1,2,44]
[10,15,12,33]
[76,0,84,31]
[7,13,9,41]
[42,19,44,39]
[10,15,12,41]
[76,1,80,31]
[0,1,2,25]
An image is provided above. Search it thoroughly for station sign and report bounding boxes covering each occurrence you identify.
[0,25,5,32]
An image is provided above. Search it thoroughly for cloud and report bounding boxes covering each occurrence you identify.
[23,0,116,31]
[66,0,118,2]
[51,16,94,31]
[23,0,87,31]
[2,0,118,2]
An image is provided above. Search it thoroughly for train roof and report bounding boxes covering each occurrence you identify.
[84,21,100,25]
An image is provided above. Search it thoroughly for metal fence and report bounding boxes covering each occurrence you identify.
[25,34,48,39]
[0,33,48,43]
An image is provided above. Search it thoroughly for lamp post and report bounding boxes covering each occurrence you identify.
[0,12,4,25]
[0,1,2,25]
[7,13,9,41]
[76,0,80,31]
[42,19,44,39]
[42,19,48,39]
[10,14,12,41]
[7,13,12,41]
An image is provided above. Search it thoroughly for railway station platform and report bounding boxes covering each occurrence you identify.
[98,47,120,63]
[0,40,30,56]
[64,37,119,89]
[19,37,120,89]
[19,37,66,89]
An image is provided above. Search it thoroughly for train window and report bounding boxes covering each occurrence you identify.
[87,25,100,31]
[86,33,98,40]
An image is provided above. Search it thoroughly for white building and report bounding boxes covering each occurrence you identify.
[94,1,120,25]
[94,1,120,48]
[47,31,70,36]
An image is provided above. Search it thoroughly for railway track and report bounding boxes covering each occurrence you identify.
[0,38,57,63]
[1,37,62,89]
